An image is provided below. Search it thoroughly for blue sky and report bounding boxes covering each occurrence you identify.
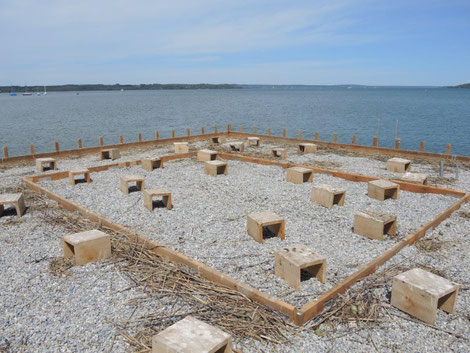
[1,0,469,86]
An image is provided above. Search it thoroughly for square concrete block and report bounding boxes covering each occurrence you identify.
[69,168,91,186]
[120,175,145,194]
[247,136,260,146]
[311,184,346,208]
[211,136,226,144]
[275,245,326,290]
[142,157,163,171]
[286,167,313,184]
[0,193,26,217]
[368,179,399,201]
[35,158,57,172]
[62,229,111,266]
[391,268,461,325]
[387,157,411,172]
[229,142,244,152]
[400,172,428,185]
[271,148,287,159]
[204,161,228,176]
[152,316,232,353]
[197,149,218,162]
[100,148,120,160]
[174,142,189,154]
[144,188,172,210]
[297,143,317,154]
[354,210,397,240]
[247,211,285,244]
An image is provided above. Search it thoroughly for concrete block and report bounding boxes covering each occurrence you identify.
[142,157,163,171]
[248,137,260,146]
[286,167,313,184]
[368,179,399,201]
[0,193,26,217]
[387,157,411,172]
[205,161,228,176]
[152,315,232,353]
[271,148,287,159]
[100,148,120,160]
[120,175,145,194]
[35,158,57,172]
[391,268,461,324]
[211,136,226,144]
[62,229,111,266]
[174,142,189,154]
[275,245,326,290]
[229,142,244,152]
[400,172,428,185]
[197,149,218,162]
[69,168,91,186]
[144,189,172,210]
[354,210,397,240]
[297,143,317,154]
[311,184,346,208]
[247,211,285,244]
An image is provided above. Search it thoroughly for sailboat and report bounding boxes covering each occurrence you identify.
[44,86,47,95]
[23,86,32,96]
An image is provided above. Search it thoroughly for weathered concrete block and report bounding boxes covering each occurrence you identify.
[142,157,163,171]
[69,168,91,186]
[174,142,189,154]
[275,245,326,290]
[368,179,399,201]
[62,229,111,266]
[144,188,172,210]
[354,210,397,240]
[100,148,120,160]
[197,149,218,162]
[311,184,346,208]
[297,143,317,154]
[229,142,244,152]
[247,136,260,146]
[271,148,287,159]
[211,136,226,144]
[152,316,232,353]
[120,175,145,194]
[286,167,313,184]
[204,161,228,176]
[400,172,428,185]
[247,211,285,244]
[35,158,57,172]
[0,193,26,217]
[391,268,461,325]
[387,157,411,172]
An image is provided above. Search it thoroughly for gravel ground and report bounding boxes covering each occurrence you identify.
[1,138,469,353]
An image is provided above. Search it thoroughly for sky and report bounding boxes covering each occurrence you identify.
[1,0,469,86]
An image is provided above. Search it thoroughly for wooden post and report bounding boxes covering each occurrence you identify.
[54,141,60,152]
[395,138,401,150]
[298,130,302,140]
[253,127,257,133]
[155,131,159,140]
[119,135,124,144]
[446,143,451,155]
[240,125,244,133]
[352,135,356,145]
[187,128,190,137]
[420,141,425,152]
[201,127,205,135]
[214,125,218,133]
[373,136,378,147]
[267,128,271,136]
[333,133,337,143]
[282,129,286,137]
[3,146,8,158]
[30,144,35,155]
[77,138,83,149]
[138,133,142,142]
[99,136,104,146]
[171,130,175,138]
[227,124,232,132]
[315,132,319,141]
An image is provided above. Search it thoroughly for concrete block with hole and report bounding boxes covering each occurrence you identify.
[204,161,228,176]
[35,158,57,172]
[229,142,244,152]
[0,193,26,218]
[286,167,313,184]
[297,143,317,154]
[400,172,428,185]
[275,245,326,290]
[142,157,163,171]
[368,179,399,201]
[247,136,260,146]
[120,175,145,194]
[100,148,120,160]
[62,229,111,266]
[247,211,285,244]
[311,184,346,208]
[391,268,461,325]
[211,136,226,144]
[152,315,232,353]
[174,142,189,154]
[271,148,287,159]
[354,210,397,240]
[144,189,172,210]
[69,168,91,186]
[387,157,411,172]
[197,149,218,162]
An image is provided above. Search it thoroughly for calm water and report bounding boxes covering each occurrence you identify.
[1,87,469,157]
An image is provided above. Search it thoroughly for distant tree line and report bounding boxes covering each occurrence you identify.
[448,83,470,89]
[0,83,241,93]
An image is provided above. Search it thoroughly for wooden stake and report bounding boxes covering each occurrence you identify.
[298,130,302,139]
[214,125,218,133]
[155,131,159,140]
[333,133,337,143]
[352,135,356,145]
[55,141,60,152]
[77,139,83,149]
[227,124,232,132]
[446,143,451,155]
[420,141,425,152]
[240,125,244,133]
[119,135,124,144]
[267,128,271,136]
[282,129,286,137]
[30,144,35,155]
[373,136,378,147]
[172,130,175,138]
[201,127,205,135]
[99,136,104,146]
[138,133,142,142]
[315,132,319,141]
[395,138,401,150]
[187,128,190,137]
[253,127,257,133]
[3,146,8,158]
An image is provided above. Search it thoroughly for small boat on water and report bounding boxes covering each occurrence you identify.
[23,92,32,96]
[9,92,17,96]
